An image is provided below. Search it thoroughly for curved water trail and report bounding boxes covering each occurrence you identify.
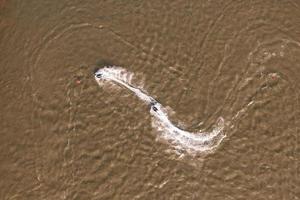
[94,66,226,155]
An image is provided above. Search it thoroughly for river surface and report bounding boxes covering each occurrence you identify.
[0,1,299,199]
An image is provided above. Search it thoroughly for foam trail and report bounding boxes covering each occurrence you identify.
[94,66,226,155]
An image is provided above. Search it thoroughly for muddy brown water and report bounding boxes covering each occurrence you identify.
[0,1,299,199]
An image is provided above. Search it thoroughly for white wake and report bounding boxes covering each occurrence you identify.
[94,66,226,155]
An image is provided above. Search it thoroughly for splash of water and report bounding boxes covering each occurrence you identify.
[94,66,226,155]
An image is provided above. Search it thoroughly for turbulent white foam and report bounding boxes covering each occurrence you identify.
[94,66,226,155]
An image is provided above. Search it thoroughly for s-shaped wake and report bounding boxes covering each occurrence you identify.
[94,66,226,155]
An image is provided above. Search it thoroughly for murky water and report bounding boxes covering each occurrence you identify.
[0,1,299,199]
